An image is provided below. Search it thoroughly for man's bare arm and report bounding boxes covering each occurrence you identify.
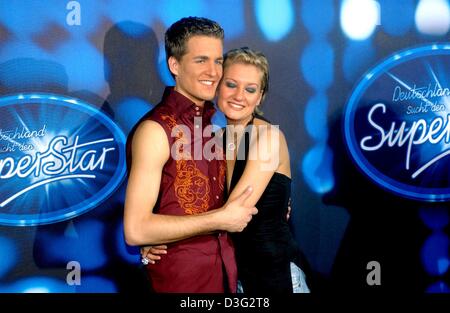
[124,120,257,246]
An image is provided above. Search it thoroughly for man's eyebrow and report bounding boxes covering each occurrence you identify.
[193,55,209,60]
[193,56,223,61]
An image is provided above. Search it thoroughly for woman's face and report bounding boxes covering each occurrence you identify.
[217,63,263,125]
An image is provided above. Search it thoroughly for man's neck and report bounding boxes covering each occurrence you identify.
[174,86,205,108]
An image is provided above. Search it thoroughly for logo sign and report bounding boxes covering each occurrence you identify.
[345,44,450,201]
[0,93,126,225]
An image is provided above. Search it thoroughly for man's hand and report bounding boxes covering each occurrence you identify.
[140,187,257,264]
[218,186,258,232]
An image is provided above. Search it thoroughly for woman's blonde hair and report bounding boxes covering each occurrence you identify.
[223,47,269,115]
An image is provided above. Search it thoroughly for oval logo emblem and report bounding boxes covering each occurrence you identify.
[0,93,126,225]
[345,44,450,201]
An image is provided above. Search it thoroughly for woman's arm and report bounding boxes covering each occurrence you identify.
[227,124,290,207]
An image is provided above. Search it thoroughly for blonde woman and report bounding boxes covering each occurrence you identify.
[143,47,310,293]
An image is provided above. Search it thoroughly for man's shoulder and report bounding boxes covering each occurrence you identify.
[135,118,166,137]
[130,101,175,129]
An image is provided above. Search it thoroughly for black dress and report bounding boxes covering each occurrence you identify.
[226,115,309,293]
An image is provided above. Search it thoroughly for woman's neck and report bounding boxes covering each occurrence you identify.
[226,114,254,127]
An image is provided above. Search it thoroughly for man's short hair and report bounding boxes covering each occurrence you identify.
[165,16,224,62]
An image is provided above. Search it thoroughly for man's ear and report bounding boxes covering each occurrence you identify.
[168,56,179,77]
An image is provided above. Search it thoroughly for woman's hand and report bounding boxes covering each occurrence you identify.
[140,245,167,265]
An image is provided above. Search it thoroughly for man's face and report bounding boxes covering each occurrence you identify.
[169,35,223,106]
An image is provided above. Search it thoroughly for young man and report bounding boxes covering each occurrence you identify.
[124,17,257,293]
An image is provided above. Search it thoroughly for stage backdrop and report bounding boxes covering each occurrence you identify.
[0,0,449,293]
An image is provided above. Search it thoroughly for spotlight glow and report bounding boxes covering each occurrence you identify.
[255,0,294,41]
[415,0,450,35]
[340,0,380,40]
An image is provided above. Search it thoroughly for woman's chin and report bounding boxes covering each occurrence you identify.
[226,116,252,125]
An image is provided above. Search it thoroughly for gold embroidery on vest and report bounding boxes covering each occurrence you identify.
[160,113,177,130]
[161,112,210,214]
[218,160,226,192]
[175,160,210,215]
